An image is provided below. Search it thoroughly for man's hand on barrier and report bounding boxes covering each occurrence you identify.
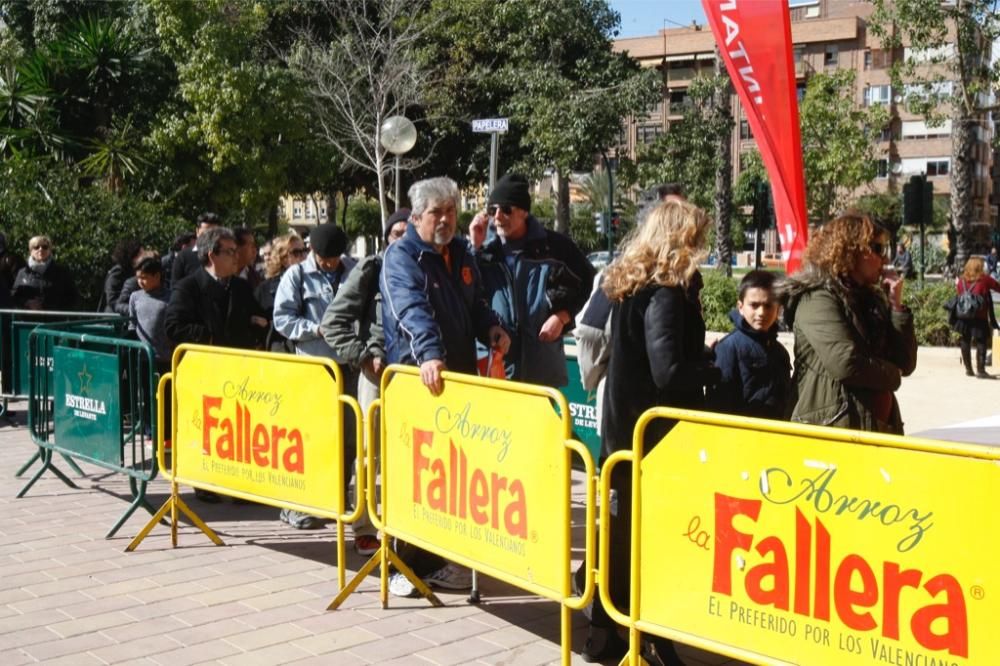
[488,325,511,355]
[420,358,446,396]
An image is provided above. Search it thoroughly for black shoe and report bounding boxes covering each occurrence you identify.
[194,488,221,503]
[582,626,627,663]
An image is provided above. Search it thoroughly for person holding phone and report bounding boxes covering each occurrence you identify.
[781,213,917,434]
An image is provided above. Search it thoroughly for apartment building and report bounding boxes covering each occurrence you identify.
[277,195,331,230]
[613,0,996,236]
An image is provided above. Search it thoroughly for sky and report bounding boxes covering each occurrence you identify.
[609,0,707,38]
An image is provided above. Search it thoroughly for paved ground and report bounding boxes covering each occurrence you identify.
[0,343,996,665]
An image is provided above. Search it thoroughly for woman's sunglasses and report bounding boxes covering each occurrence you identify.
[290,248,307,257]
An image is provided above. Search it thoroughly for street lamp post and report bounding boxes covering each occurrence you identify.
[380,115,417,210]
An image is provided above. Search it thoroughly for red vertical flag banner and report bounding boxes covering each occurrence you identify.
[701,0,809,273]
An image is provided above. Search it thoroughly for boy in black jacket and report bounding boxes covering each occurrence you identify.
[707,270,791,419]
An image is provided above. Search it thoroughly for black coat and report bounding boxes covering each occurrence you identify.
[164,268,262,350]
[11,261,79,311]
[706,309,792,420]
[602,280,719,459]
[170,248,201,286]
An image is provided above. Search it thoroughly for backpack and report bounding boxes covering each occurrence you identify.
[954,280,985,320]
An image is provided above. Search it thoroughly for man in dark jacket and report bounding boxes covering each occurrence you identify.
[164,226,266,503]
[473,174,595,386]
[164,226,266,350]
[380,177,509,596]
[707,270,791,419]
[170,212,221,285]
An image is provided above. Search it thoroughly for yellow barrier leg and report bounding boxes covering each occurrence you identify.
[386,548,443,607]
[336,519,346,591]
[328,547,383,610]
[173,495,225,546]
[560,605,571,665]
[380,532,389,609]
[125,497,174,552]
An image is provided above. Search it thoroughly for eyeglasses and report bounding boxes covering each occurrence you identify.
[31,243,50,251]
[289,248,307,257]
[215,247,237,257]
[487,204,513,216]
[388,227,406,240]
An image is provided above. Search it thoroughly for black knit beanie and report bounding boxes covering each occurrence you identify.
[488,174,531,211]
[384,208,411,243]
[308,223,347,258]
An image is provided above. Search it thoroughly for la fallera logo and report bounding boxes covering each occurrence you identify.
[201,395,304,473]
[712,492,969,658]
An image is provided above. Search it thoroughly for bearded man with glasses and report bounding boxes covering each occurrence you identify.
[472,173,595,386]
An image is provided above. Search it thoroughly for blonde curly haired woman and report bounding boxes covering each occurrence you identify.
[583,199,720,665]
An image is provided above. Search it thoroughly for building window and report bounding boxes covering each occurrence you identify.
[668,90,689,109]
[927,159,950,176]
[875,159,889,179]
[793,45,806,63]
[636,125,662,145]
[879,125,895,142]
[825,45,839,67]
[864,49,872,70]
[739,119,754,140]
[293,205,302,219]
[864,84,892,106]
[870,49,891,69]
[901,119,952,139]
[796,83,806,101]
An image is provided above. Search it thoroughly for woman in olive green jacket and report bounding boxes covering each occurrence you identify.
[781,214,917,434]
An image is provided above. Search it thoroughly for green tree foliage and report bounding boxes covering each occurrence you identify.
[798,70,888,224]
[146,0,317,223]
[415,0,659,230]
[869,0,1000,265]
[343,196,382,242]
[903,280,959,346]
[629,76,728,212]
[700,269,739,333]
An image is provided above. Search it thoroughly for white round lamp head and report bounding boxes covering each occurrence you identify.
[380,115,417,155]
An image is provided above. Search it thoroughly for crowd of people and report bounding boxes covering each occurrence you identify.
[5,173,999,665]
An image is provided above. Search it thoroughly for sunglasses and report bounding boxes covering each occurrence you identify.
[31,243,50,251]
[215,247,237,257]
[289,248,308,257]
[487,204,513,216]
[868,242,887,257]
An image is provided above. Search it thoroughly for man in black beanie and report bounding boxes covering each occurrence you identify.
[319,209,409,555]
[273,222,358,530]
[473,173,595,387]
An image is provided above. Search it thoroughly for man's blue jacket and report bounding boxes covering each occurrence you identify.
[380,224,498,374]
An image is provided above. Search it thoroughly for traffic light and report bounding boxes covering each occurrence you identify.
[903,175,934,228]
[753,181,774,230]
[610,210,621,234]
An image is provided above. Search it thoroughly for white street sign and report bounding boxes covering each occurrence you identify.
[471,118,509,133]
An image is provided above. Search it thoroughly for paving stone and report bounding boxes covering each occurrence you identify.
[290,625,381,655]
[89,635,185,663]
[414,636,506,664]
[19,631,116,661]
[47,610,137,638]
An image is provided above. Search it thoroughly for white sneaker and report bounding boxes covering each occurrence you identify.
[423,563,472,590]
[388,572,418,598]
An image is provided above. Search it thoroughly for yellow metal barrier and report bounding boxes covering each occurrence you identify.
[598,407,1000,666]
[331,364,595,666]
[127,344,363,590]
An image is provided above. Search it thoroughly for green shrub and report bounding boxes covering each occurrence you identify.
[343,196,382,241]
[903,279,959,347]
[0,158,187,308]
[701,269,739,333]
